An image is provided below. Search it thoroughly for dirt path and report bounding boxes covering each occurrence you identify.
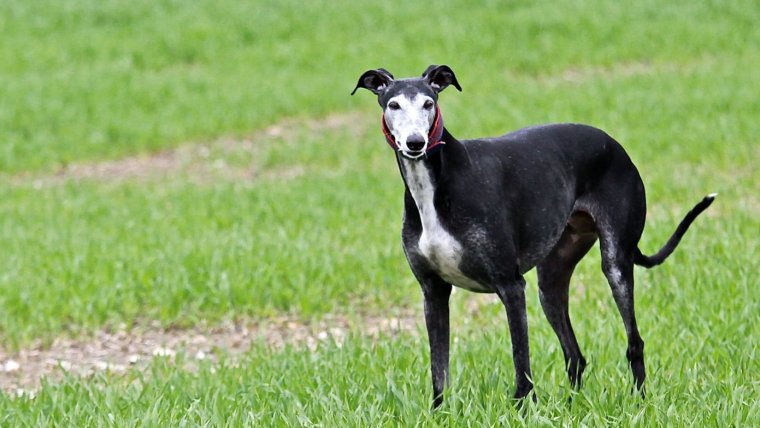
[0,293,503,395]
[0,312,419,395]
[6,110,368,187]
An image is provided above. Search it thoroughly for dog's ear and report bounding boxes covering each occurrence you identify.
[422,65,462,93]
[351,68,394,95]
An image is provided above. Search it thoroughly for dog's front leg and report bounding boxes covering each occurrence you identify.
[421,277,452,409]
[495,277,534,400]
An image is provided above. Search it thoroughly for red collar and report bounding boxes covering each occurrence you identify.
[381,105,445,155]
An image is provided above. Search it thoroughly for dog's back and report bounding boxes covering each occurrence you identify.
[464,123,639,191]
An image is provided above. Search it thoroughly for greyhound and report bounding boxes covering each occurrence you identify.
[351,65,715,407]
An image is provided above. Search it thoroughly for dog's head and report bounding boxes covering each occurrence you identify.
[352,65,462,159]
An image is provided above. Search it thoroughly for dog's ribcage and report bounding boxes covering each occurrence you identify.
[401,159,488,292]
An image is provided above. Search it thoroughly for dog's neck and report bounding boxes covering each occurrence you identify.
[396,128,468,197]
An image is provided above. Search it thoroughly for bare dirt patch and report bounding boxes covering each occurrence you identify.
[0,311,418,395]
[7,111,367,187]
[0,292,505,395]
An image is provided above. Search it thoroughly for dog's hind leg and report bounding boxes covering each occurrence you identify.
[537,213,598,389]
[586,160,648,395]
[600,242,646,395]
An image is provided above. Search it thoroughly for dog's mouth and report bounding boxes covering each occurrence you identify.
[399,146,428,160]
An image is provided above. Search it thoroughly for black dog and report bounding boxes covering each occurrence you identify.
[352,65,715,407]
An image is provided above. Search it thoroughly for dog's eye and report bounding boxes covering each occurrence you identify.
[388,101,400,110]
[423,100,434,109]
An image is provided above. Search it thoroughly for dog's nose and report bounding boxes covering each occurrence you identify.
[406,134,426,152]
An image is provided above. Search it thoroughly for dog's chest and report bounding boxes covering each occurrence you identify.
[402,161,488,292]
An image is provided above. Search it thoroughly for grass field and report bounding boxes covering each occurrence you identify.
[1,0,758,425]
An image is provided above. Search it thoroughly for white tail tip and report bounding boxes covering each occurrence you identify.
[707,192,718,199]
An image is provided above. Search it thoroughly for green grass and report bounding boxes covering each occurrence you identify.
[2,0,758,172]
[1,0,758,424]
[1,322,757,426]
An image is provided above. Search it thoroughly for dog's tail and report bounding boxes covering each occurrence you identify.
[634,193,717,268]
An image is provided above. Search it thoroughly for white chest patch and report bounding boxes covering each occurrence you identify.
[401,160,488,292]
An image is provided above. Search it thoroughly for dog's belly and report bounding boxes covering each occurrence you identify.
[418,227,489,292]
